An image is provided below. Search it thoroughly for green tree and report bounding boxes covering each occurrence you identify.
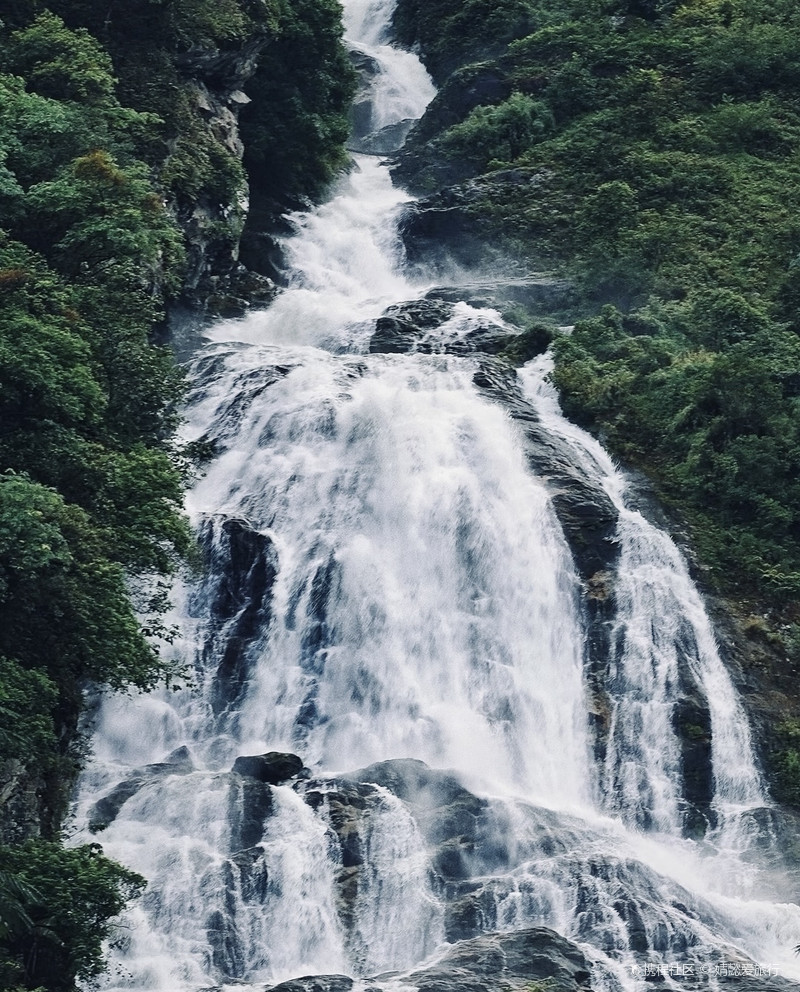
[0,841,145,991]
[3,12,116,105]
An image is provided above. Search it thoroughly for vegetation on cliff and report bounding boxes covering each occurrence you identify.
[393,0,800,802]
[0,2,352,987]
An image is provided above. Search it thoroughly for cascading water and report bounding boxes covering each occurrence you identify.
[72,1,800,989]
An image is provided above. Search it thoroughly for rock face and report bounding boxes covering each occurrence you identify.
[395,170,560,278]
[0,760,49,844]
[194,516,279,716]
[407,928,592,992]
[87,746,194,833]
[268,977,354,992]
[170,39,279,312]
[369,299,519,356]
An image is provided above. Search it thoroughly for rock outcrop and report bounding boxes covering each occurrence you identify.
[369,299,517,356]
[87,746,194,833]
[193,516,280,717]
[407,928,592,992]
[232,752,307,785]
[168,37,280,313]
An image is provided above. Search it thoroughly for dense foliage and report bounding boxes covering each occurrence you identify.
[0,842,145,991]
[0,2,352,987]
[0,11,191,987]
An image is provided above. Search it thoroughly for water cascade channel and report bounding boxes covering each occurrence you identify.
[72,1,800,989]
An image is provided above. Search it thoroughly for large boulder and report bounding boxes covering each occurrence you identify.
[232,751,306,785]
[267,977,353,992]
[406,928,592,992]
[369,298,519,356]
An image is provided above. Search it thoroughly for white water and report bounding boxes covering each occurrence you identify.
[521,358,766,835]
[72,1,800,989]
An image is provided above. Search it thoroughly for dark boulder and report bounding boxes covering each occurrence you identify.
[352,119,417,155]
[88,776,147,834]
[267,977,353,992]
[232,752,306,785]
[370,298,456,355]
[369,298,520,356]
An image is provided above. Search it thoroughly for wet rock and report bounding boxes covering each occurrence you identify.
[395,171,558,278]
[88,747,195,832]
[206,521,278,629]
[146,745,195,776]
[303,780,380,929]
[348,48,382,139]
[88,777,147,833]
[369,299,521,356]
[300,554,341,670]
[344,759,495,892]
[347,759,487,832]
[195,517,279,716]
[369,315,426,354]
[472,357,620,582]
[205,265,277,318]
[613,897,649,952]
[353,119,416,154]
[406,928,592,992]
[383,298,456,332]
[206,907,245,979]
[267,977,353,992]
[232,752,306,785]
[369,298,455,354]
[444,890,486,942]
[426,276,574,313]
[396,194,494,273]
[673,689,715,838]
[345,46,418,154]
[228,775,273,853]
[225,843,270,909]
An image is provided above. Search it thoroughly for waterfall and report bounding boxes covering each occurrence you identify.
[71,1,800,989]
